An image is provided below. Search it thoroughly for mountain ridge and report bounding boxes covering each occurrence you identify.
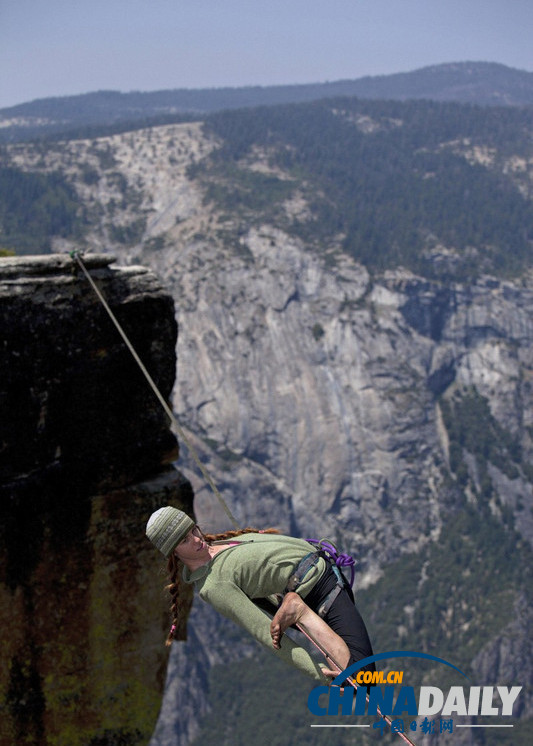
[1,61,532,144]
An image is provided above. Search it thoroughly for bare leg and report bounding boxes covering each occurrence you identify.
[270,591,350,674]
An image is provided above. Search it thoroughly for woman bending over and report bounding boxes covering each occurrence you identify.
[146,506,375,684]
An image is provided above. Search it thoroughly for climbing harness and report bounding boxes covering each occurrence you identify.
[284,538,357,618]
[311,538,356,616]
[70,250,240,530]
[285,551,321,593]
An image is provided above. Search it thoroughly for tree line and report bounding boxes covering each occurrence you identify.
[0,164,82,253]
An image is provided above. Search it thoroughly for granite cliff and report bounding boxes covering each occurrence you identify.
[0,254,192,746]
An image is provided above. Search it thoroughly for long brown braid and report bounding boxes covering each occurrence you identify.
[165,526,280,646]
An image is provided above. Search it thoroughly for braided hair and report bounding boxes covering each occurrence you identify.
[165,526,280,645]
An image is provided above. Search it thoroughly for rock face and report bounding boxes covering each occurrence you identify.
[0,255,193,746]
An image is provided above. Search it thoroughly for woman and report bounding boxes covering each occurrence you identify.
[146,506,375,684]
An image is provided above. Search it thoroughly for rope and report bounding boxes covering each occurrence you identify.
[295,620,417,746]
[71,251,241,530]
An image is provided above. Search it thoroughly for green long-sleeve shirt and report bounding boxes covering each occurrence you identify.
[182,532,329,682]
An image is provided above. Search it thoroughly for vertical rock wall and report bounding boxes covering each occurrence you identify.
[0,255,192,745]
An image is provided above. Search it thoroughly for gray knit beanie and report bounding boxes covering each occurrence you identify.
[146,506,195,557]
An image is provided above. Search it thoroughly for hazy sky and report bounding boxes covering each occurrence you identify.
[1,0,532,109]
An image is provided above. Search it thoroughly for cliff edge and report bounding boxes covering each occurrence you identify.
[0,254,193,745]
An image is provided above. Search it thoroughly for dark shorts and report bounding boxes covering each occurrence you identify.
[304,563,376,676]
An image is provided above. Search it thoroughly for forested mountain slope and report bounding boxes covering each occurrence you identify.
[196,98,533,281]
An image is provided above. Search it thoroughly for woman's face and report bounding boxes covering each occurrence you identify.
[174,526,210,564]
